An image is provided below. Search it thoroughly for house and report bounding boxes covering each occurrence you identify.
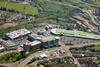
[39,53,48,60]
[92,60,100,67]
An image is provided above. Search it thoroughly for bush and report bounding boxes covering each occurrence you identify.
[0,52,27,63]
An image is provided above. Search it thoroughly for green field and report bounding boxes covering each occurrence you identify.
[86,45,100,51]
[33,0,100,26]
[0,52,27,63]
[0,1,38,15]
[0,1,38,38]
[70,45,100,52]
[51,29,100,39]
[33,0,82,20]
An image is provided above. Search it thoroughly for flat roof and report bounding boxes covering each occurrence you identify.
[51,29,100,39]
[6,29,31,39]
[29,33,39,39]
[29,33,60,42]
[4,40,17,47]
[41,36,59,42]
[93,60,100,64]
[40,53,48,58]
[0,46,5,50]
[29,40,41,46]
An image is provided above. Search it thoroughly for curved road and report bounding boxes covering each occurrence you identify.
[17,40,100,67]
[81,0,100,9]
[46,0,99,26]
[17,1,100,67]
[81,0,100,24]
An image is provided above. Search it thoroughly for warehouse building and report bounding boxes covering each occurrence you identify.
[40,36,60,48]
[24,40,41,51]
[28,34,60,49]
[4,29,60,52]
[18,36,60,51]
[5,29,31,40]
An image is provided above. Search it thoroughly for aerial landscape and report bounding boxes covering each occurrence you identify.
[0,0,100,67]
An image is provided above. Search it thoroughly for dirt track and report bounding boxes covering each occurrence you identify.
[0,23,18,30]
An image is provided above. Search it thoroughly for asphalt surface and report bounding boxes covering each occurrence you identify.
[17,40,98,67]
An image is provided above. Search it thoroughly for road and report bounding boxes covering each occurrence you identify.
[17,53,35,67]
[17,1,100,66]
[17,46,69,67]
[81,0,100,9]
[46,0,99,26]
[17,33,100,67]
[81,0,100,24]
[17,40,98,67]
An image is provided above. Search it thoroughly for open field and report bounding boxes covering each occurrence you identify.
[51,29,100,39]
[0,1,38,15]
[33,0,82,20]
[0,23,18,30]
[70,45,100,52]
[86,45,100,51]
[0,51,27,64]
[33,0,100,26]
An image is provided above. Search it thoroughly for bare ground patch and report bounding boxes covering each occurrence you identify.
[0,23,18,30]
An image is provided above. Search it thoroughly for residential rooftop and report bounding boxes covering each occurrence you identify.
[93,60,100,64]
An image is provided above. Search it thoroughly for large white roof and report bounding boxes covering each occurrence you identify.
[0,46,4,50]
[41,36,59,42]
[40,53,47,58]
[6,29,31,39]
[29,40,41,46]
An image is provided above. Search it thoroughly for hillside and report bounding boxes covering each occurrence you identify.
[0,1,38,16]
[32,0,100,23]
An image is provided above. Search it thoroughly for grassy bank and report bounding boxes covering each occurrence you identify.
[0,1,38,15]
[0,52,27,64]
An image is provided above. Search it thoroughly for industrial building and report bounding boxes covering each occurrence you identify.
[28,33,60,48]
[17,36,60,51]
[22,40,42,51]
[40,36,60,48]
[3,29,60,52]
[5,29,31,40]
